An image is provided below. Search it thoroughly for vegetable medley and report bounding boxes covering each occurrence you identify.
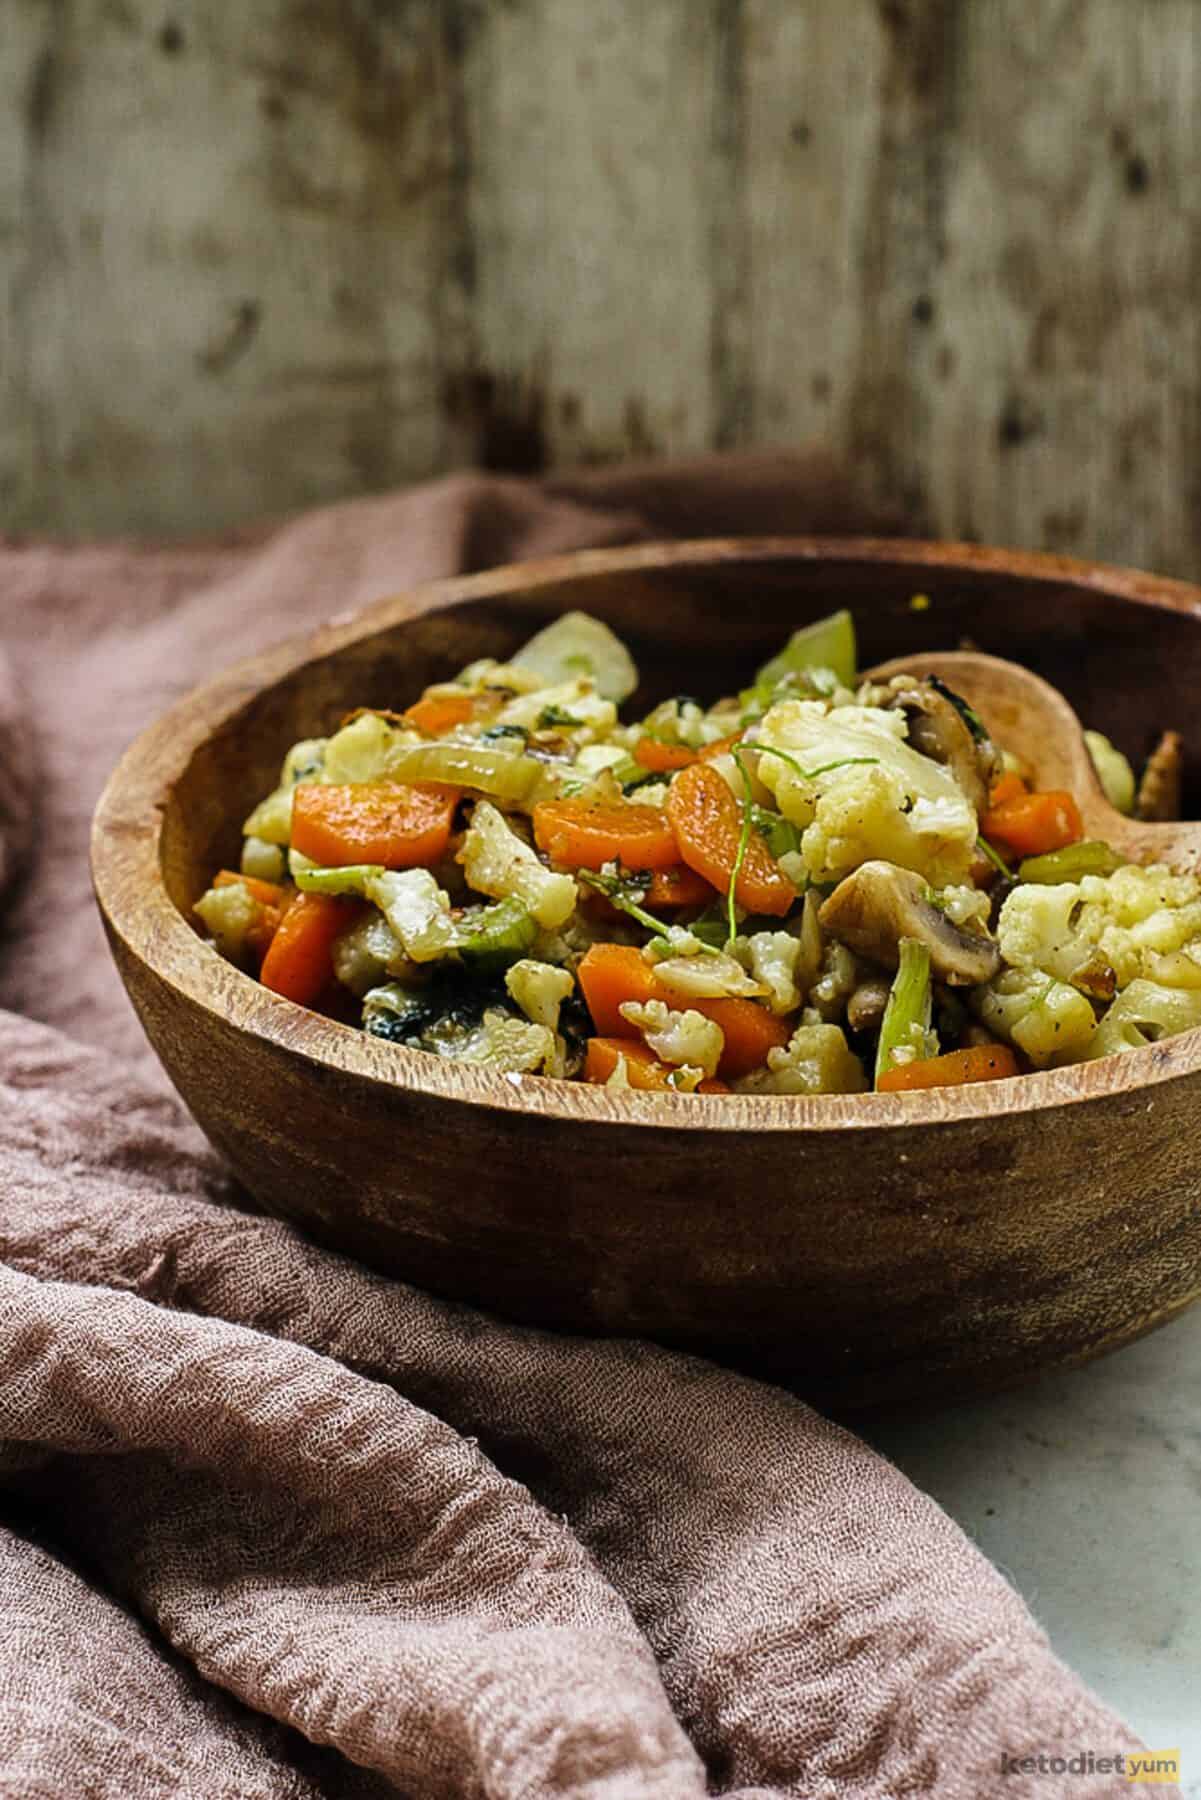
[195,608,1199,1095]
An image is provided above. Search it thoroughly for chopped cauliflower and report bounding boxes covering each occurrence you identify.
[809,940,863,1023]
[505,959,575,1032]
[495,677,617,739]
[970,968,1097,1067]
[755,698,978,885]
[332,911,409,996]
[457,800,577,929]
[1085,979,1201,1060]
[323,710,420,784]
[366,869,457,962]
[194,881,263,962]
[618,999,724,1078]
[733,930,804,1015]
[998,864,1201,992]
[242,736,327,845]
[734,1023,868,1094]
[463,1008,559,1074]
[939,884,992,931]
[651,951,767,1002]
[240,836,286,883]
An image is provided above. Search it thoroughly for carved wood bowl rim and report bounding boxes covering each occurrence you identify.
[91,535,1201,1136]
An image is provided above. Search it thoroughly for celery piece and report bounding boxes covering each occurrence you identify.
[750,804,801,861]
[294,863,384,896]
[1018,841,1124,885]
[455,896,538,975]
[1084,731,1135,815]
[752,608,857,694]
[875,938,933,1087]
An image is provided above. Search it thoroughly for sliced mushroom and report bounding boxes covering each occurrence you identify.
[818,860,1002,986]
[1134,729,1182,822]
[880,674,1001,811]
[846,976,892,1033]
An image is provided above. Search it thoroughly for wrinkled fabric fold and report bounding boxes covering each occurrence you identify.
[0,455,1162,1797]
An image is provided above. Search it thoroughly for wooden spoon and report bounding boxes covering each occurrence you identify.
[866,648,1197,871]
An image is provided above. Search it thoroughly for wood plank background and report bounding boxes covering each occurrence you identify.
[3,0,1200,576]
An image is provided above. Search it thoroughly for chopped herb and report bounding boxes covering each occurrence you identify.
[481,723,530,743]
[537,705,585,729]
[580,869,721,954]
[976,835,1011,877]
[926,674,989,745]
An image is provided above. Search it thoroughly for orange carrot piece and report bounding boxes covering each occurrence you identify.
[981,790,1083,858]
[644,862,717,909]
[214,869,285,908]
[584,1037,727,1092]
[633,737,699,773]
[403,692,477,735]
[259,892,349,1006]
[877,1043,1020,1092]
[291,782,459,869]
[987,771,1028,809]
[665,760,794,918]
[698,733,744,761]
[532,799,681,872]
[576,944,790,1079]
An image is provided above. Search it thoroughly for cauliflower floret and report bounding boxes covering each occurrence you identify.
[734,1022,867,1095]
[939,884,992,931]
[809,940,863,1023]
[755,698,978,885]
[495,678,617,739]
[366,869,457,962]
[734,930,804,1015]
[505,959,575,1032]
[194,881,263,962]
[998,864,1201,991]
[322,710,420,783]
[332,911,409,996]
[970,968,1097,1067]
[651,951,767,1002]
[574,743,628,777]
[457,800,577,928]
[1085,979,1201,1060]
[240,835,286,883]
[463,1008,559,1075]
[618,999,724,1078]
[242,736,327,845]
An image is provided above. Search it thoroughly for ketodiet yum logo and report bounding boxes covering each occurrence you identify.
[999,1749,1180,1783]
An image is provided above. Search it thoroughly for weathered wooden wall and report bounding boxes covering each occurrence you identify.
[3,0,1201,575]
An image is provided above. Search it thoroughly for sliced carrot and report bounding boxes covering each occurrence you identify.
[981,790,1083,858]
[633,737,699,773]
[665,760,795,918]
[532,799,680,872]
[259,892,349,1006]
[291,782,460,869]
[584,1036,728,1093]
[877,1043,1020,1092]
[576,943,790,1079]
[644,862,717,909]
[987,771,1029,809]
[403,692,478,735]
[698,733,744,761]
[214,869,286,908]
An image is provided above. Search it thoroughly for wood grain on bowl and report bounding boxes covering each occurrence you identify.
[91,538,1201,1407]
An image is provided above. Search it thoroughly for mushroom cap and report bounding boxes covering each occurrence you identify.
[879,675,1001,812]
[819,860,1002,986]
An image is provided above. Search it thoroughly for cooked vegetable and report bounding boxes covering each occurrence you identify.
[457,897,539,975]
[260,892,349,1006]
[576,943,790,1077]
[205,607,1199,1096]
[1017,841,1123,884]
[666,761,795,922]
[752,608,857,693]
[584,1037,727,1093]
[511,610,638,701]
[874,938,934,1086]
[820,862,1001,987]
[1084,731,1135,815]
[457,801,577,929]
[532,798,680,872]
[877,1043,1019,1092]
[405,692,478,735]
[981,789,1083,858]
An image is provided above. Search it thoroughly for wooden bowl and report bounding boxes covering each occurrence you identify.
[91,539,1201,1407]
